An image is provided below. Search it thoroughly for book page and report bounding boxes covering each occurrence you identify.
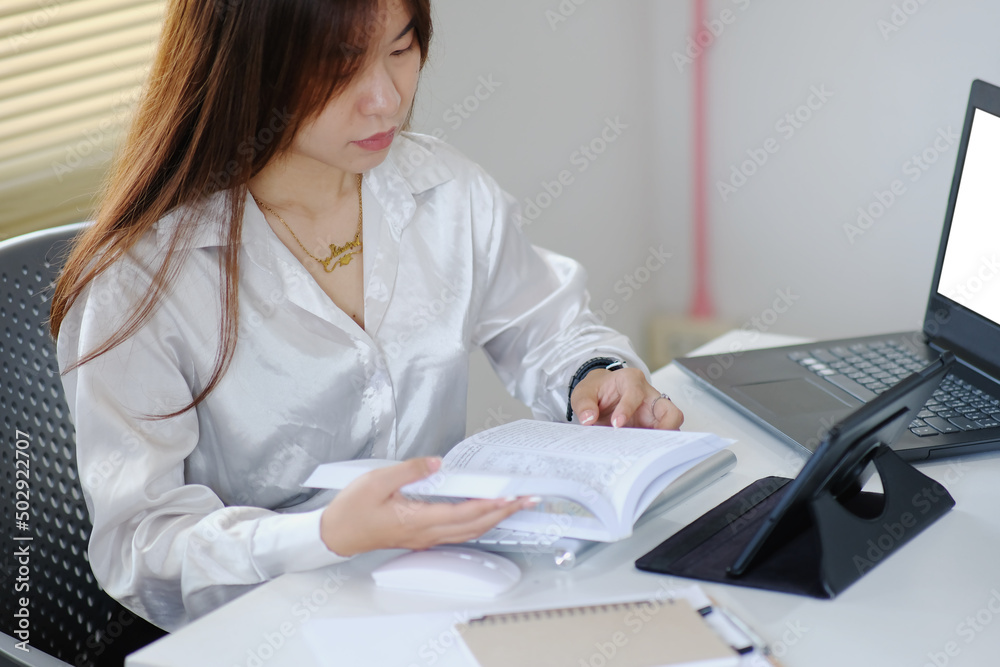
[445,420,715,501]
[447,443,615,497]
[458,420,708,459]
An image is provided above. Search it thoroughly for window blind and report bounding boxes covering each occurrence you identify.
[0,0,164,240]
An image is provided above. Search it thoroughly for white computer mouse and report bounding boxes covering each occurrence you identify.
[371,546,522,598]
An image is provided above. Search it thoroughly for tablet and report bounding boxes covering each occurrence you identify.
[728,351,954,577]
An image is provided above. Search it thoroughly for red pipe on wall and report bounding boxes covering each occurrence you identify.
[690,0,713,319]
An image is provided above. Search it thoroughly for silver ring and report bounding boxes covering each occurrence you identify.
[651,392,670,417]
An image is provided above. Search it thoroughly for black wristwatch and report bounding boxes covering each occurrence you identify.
[566,357,626,421]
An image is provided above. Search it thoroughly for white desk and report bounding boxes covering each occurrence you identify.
[127,332,1000,667]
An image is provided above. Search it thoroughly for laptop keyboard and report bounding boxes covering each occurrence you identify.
[789,340,1000,437]
[468,527,562,548]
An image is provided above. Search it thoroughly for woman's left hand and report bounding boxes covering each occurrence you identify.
[569,367,683,430]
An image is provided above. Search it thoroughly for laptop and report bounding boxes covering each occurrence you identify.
[676,79,1000,462]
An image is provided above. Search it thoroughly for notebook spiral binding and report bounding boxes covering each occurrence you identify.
[467,599,678,625]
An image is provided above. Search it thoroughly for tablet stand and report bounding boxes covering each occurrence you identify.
[636,443,955,598]
[807,443,953,595]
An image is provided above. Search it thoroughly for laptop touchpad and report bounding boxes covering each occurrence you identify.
[733,378,853,416]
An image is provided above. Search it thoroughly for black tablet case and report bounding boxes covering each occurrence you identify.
[635,445,954,598]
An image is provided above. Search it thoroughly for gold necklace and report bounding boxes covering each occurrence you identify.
[253,174,363,273]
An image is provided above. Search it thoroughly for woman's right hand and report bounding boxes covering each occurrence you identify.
[319,457,535,557]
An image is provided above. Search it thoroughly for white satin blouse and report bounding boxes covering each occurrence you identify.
[57,133,647,631]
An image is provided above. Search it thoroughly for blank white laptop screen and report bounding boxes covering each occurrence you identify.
[937,108,1000,324]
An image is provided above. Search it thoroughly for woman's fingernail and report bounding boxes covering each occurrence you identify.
[503,496,518,503]
[426,457,442,472]
[523,496,542,508]
[580,410,597,424]
[612,415,623,429]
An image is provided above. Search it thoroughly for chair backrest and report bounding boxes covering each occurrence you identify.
[0,223,167,667]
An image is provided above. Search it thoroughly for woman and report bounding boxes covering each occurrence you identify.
[51,0,683,631]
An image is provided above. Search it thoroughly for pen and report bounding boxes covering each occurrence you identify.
[706,595,786,667]
[552,537,601,568]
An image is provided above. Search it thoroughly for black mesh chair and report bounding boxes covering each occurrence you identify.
[0,223,167,667]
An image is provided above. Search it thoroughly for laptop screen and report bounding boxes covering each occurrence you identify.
[936,108,1000,325]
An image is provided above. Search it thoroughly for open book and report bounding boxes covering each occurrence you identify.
[303,420,733,542]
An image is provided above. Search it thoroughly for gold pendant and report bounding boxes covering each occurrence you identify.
[320,251,357,273]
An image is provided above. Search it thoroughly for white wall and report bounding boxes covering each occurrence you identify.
[652,0,1000,340]
[412,0,1000,434]
[412,0,660,433]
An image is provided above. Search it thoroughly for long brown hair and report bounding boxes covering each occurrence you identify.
[50,0,432,418]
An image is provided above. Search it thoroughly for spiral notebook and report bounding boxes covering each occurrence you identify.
[456,597,739,667]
